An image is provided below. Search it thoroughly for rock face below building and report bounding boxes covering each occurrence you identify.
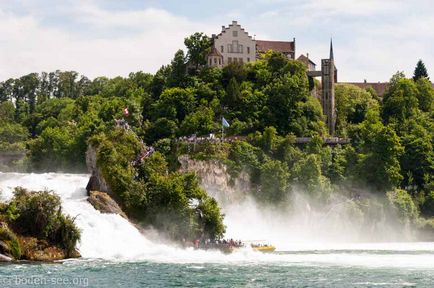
[88,191,127,219]
[178,155,251,204]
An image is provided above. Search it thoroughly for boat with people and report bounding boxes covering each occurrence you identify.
[190,238,276,254]
[251,243,276,252]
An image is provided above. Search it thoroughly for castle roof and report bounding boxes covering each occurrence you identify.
[297,54,316,66]
[215,21,254,40]
[208,47,223,58]
[256,40,295,54]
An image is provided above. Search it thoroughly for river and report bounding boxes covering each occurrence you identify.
[0,173,433,287]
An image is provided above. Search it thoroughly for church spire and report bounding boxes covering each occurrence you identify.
[329,38,334,60]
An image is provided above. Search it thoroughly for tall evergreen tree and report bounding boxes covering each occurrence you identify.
[413,59,429,81]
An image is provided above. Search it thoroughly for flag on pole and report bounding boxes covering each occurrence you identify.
[222,117,230,128]
[123,107,129,117]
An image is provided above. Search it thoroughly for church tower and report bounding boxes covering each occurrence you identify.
[321,39,336,135]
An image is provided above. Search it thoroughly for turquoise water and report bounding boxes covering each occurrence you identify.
[1,173,434,287]
[2,249,434,288]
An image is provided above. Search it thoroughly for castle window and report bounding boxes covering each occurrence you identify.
[240,45,243,53]
[209,59,212,65]
[233,31,238,37]
[227,44,231,53]
[214,58,217,64]
[247,57,250,62]
[228,57,232,64]
[247,47,250,54]
[230,40,239,53]
[219,59,221,65]
[239,58,243,63]
[233,58,237,63]
[221,46,224,53]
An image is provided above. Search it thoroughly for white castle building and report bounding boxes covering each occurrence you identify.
[207,21,296,68]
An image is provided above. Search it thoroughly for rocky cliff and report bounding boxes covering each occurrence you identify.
[85,144,111,195]
[178,155,251,204]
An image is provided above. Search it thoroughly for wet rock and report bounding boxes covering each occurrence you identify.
[86,144,111,195]
[86,174,100,195]
[88,191,128,219]
[0,253,12,262]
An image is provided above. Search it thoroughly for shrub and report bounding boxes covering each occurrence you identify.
[8,187,81,255]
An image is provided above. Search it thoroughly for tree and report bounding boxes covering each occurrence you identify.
[152,87,197,122]
[184,32,211,72]
[382,77,419,125]
[353,111,404,191]
[259,159,290,203]
[168,50,188,87]
[415,78,434,112]
[335,84,380,136]
[413,59,429,81]
[224,77,241,107]
[400,120,434,190]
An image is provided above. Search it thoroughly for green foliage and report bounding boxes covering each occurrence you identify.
[0,101,15,122]
[413,59,429,81]
[184,32,211,71]
[152,87,197,122]
[0,225,21,259]
[415,78,434,112]
[382,76,419,125]
[292,154,330,199]
[7,187,80,256]
[0,123,28,145]
[335,84,380,136]
[352,111,404,191]
[90,130,225,241]
[387,188,418,224]
[180,107,216,136]
[259,160,290,203]
[27,125,85,171]
[0,37,433,237]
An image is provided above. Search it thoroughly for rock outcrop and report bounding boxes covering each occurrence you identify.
[88,191,127,218]
[0,253,12,262]
[85,144,111,195]
[178,155,251,204]
[18,236,80,261]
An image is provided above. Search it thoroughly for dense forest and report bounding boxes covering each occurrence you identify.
[0,32,433,241]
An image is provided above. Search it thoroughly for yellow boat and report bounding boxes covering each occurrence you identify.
[251,244,276,252]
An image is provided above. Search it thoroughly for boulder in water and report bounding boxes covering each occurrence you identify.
[88,191,128,219]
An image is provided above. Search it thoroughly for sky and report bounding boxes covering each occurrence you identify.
[0,0,433,82]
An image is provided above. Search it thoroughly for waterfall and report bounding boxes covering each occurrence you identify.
[0,172,250,262]
[0,172,157,259]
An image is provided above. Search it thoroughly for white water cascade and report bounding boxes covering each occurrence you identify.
[0,172,253,263]
[0,172,158,259]
[2,172,434,269]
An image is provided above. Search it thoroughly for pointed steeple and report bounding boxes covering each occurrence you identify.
[329,38,334,60]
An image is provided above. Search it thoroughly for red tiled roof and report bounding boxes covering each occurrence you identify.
[256,40,295,54]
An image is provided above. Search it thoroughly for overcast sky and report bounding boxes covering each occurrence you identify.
[0,0,432,82]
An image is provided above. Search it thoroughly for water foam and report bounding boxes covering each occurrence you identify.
[1,172,434,268]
